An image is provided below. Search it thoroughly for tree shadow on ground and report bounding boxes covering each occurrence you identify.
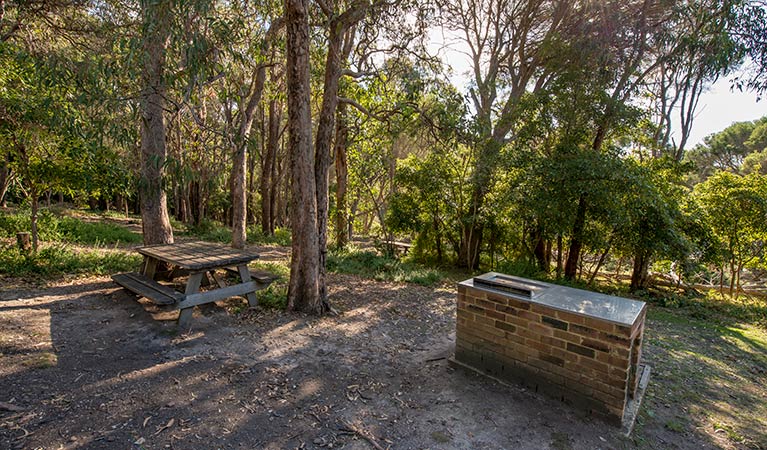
[1,274,753,450]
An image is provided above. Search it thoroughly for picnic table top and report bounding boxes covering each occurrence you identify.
[136,241,260,271]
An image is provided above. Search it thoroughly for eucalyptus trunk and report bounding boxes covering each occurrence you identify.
[334,103,349,248]
[139,0,173,247]
[564,195,587,280]
[261,99,280,235]
[231,36,271,248]
[0,157,10,207]
[630,249,652,291]
[285,0,322,313]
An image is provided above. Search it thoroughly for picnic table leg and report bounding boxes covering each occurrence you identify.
[178,272,203,329]
[143,256,159,280]
[237,264,258,307]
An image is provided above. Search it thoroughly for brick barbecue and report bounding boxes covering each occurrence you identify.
[453,272,648,428]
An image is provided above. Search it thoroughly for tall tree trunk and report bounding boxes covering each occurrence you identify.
[532,223,547,272]
[564,195,587,280]
[334,102,349,248]
[313,12,361,309]
[458,138,504,269]
[630,249,651,291]
[556,234,563,279]
[139,0,173,246]
[0,155,10,207]
[285,0,322,313]
[262,99,280,235]
[30,188,39,252]
[231,66,268,248]
[588,243,611,286]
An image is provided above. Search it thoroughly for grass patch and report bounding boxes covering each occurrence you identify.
[638,307,767,449]
[0,209,141,245]
[178,220,292,246]
[0,243,141,278]
[22,352,58,369]
[327,247,445,286]
[248,226,291,246]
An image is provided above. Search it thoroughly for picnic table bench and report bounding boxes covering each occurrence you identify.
[382,240,412,256]
[112,241,275,328]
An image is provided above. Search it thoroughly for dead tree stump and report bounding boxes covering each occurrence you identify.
[16,232,31,252]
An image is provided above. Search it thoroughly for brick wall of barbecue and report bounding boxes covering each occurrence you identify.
[456,284,645,419]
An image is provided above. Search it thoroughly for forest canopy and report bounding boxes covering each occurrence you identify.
[2,0,767,311]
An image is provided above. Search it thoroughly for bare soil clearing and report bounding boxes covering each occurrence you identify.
[1,267,764,449]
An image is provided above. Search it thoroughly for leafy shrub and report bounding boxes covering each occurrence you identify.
[183,219,232,243]
[327,248,444,286]
[248,226,292,246]
[0,210,141,245]
[256,284,288,309]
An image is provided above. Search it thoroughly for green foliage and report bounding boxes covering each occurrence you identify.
[182,219,232,243]
[255,284,288,310]
[327,247,445,286]
[0,243,141,278]
[248,226,292,246]
[0,209,141,245]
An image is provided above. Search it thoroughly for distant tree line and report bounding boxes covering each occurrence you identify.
[1,0,766,310]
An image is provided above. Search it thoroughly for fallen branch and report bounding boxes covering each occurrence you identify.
[0,402,26,412]
[338,419,386,450]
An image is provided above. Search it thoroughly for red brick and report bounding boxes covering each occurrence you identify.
[554,309,587,325]
[539,353,565,367]
[457,284,467,295]
[486,292,508,305]
[580,356,609,374]
[551,346,580,363]
[505,332,526,345]
[529,322,554,337]
[542,315,569,331]
[583,317,615,333]
[518,310,541,322]
[567,342,595,358]
[467,304,485,314]
[516,326,539,341]
[541,335,566,349]
[527,339,553,355]
[506,315,531,328]
[474,314,495,327]
[569,323,600,339]
[486,309,506,321]
[470,290,487,300]
[507,297,531,310]
[600,332,630,346]
[476,298,495,310]
[495,320,516,333]
[604,376,627,390]
[613,323,632,337]
[612,347,630,358]
[565,378,594,397]
[581,338,610,353]
[495,304,519,315]
[553,329,582,344]
[531,303,555,315]
[609,366,628,380]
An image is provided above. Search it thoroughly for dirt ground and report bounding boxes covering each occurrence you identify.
[0,264,752,449]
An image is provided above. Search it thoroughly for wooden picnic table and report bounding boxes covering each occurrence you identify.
[112,241,270,328]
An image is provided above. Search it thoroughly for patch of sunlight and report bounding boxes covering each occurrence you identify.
[83,356,197,392]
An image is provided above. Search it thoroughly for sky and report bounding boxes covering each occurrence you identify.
[689,79,767,147]
[430,28,767,149]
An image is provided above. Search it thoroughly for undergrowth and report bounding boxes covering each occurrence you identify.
[327,247,444,286]
[180,219,291,246]
[0,243,141,277]
[0,209,141,245]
